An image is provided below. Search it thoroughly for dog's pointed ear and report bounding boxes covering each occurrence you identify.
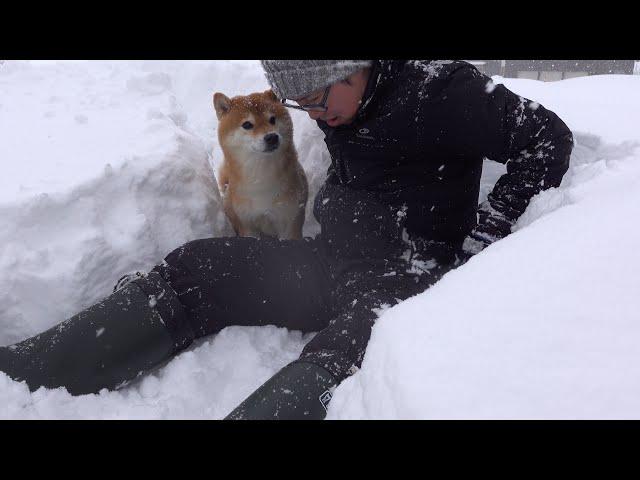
[213,92,231,119]
[264,89,279,103]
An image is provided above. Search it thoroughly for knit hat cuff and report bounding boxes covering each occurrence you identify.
[264,60,372,100]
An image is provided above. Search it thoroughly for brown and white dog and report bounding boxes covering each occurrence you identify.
[213,90,308,240]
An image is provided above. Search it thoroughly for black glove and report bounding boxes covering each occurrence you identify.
[463,200,515,256]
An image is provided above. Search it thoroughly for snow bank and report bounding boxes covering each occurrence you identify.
[0,61,233,344]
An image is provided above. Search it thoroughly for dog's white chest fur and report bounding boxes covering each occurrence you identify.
[227,155,305,238]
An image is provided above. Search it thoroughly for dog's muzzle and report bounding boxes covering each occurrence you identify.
[263,133,280,152]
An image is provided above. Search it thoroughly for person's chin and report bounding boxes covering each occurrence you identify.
[326,116,352,127]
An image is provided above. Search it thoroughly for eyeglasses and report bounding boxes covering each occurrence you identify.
[281,85,331,112]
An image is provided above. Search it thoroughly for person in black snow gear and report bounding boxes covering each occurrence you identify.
[0,60,573,419]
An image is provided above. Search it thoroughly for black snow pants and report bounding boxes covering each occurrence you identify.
[151,235,454,383]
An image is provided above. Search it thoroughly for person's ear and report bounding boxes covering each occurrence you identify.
[213,92,231,120]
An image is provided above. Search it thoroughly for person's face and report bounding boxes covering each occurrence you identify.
[293,67,371,127]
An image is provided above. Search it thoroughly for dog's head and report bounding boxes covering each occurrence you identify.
[214,89,294,155]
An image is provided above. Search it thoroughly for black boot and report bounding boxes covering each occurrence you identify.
[225,361,337,420]
[0,271,195,395]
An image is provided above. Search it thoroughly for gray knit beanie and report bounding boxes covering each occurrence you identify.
[260,60,373,100]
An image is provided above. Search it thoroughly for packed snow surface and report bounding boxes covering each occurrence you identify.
[1,61,639,419]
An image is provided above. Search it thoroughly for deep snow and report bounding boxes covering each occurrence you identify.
[1,60,639,419]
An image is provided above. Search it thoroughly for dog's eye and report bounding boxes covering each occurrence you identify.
[269,116,276,125]
[242,121,253,130]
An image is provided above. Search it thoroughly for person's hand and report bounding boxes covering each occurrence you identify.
[462,200,514,257]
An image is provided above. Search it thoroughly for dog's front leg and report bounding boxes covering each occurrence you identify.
[281,210,305,240]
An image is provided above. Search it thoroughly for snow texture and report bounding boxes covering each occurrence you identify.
[1,61,639,419]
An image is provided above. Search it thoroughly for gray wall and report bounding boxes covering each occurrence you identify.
[469,60,636,80]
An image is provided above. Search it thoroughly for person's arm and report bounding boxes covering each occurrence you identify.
[423,63,574,254]
[471,83,573,253]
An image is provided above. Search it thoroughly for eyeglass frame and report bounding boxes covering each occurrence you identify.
[280,85,331,112]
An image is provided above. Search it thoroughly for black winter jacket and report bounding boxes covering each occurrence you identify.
[313,60,574,261]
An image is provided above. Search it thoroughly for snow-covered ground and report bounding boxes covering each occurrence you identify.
[1,61,639,419]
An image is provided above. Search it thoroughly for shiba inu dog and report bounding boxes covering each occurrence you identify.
[214,89,308,240]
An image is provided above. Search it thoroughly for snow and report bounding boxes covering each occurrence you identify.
[1,61,640,419]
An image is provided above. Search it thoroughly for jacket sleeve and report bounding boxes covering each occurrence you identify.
[429,64,574,252]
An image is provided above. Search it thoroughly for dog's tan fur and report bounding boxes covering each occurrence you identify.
[213,90,308,239]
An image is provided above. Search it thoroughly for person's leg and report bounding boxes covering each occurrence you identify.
[0,269,193,395]
[0,236,333,395]
[225,256,452,420]
[151,236,334,336]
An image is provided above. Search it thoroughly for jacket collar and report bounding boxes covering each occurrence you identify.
[354,60,406,120]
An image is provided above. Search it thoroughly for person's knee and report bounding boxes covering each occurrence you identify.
[153,235,332,337]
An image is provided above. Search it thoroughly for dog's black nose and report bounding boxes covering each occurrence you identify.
[264,133,279,148]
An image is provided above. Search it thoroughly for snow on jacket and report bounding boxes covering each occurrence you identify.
[313,59,574,261]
